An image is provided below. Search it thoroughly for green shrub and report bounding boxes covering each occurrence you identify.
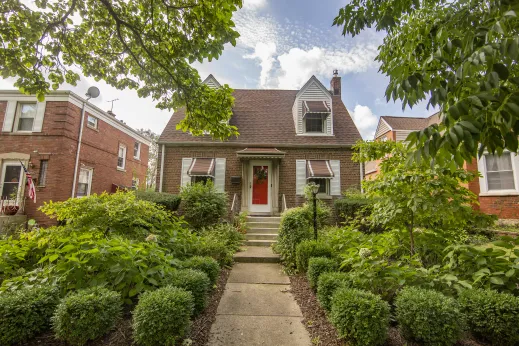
[0,286,59,345]
[180,181,227,229]
[395,287,463,346]
[52,287,122,346]
[459,289,519,345]
[182,256,220,285]
[164,269,210,315]
[330,288,390,346]
[317,272,353,312]
[334,197,371,223]
[135,191,181,211]
[276,206,312,266]
[296,240,333,273]
[307,257,338,289]
[133,286,194,346]
[194,239,233,266]
[200,223,244,252]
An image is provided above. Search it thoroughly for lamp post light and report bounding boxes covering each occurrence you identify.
[311,184,320,241]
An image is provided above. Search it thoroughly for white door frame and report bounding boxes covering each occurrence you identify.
[249,160,272,213]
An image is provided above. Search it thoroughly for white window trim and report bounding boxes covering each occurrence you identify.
[133,142,141,160]
[117,144,127,170]
[477,152,519,196]
[0,161,24,205]
[86,115,98,130]
[77,167,93,198]
[13,102,36,133]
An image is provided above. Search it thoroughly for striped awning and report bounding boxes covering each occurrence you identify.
[236,148,285,159]
[188,158,215,177]
[307,160,334,179]
[303,101,331,115]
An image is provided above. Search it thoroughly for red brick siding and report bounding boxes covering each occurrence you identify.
[0,100,149,225]
[158,145,360,212]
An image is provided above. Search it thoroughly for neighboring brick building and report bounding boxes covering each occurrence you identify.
[157,72,362,215]
[371,114,519,220]
[0,90,151,225]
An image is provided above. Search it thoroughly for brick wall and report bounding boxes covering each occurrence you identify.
[465,159,519,219]
[158,145,360,212]
[0,100,149,225]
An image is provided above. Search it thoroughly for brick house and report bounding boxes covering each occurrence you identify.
[0,90,151,225]
[371,114,519,219]
[157,72,362,215]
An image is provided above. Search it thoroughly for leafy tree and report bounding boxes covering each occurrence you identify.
[334,0,519,165]
[0,0,240,139]
[354,140,482,255]
[136,129,159,189]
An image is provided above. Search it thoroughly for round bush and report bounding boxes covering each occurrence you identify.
[459,288,519,345]
[296,240,333,273]
[165,269,210,315]
[132,286,194,346]
[182,256,220,286]
[307,257,338,289]
[317,272,353,312]
[395,287,463,346]
[276,206,313,266]
[52,287,122,346]
[0,285,59,345]
[135,191,181,211]
[180,181,227,228]
[330,288,390,346]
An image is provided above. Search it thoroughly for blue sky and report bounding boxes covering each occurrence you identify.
[0,0,437,139]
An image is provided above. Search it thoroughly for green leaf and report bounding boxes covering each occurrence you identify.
[490,276,504,285]
[493,63,509,81]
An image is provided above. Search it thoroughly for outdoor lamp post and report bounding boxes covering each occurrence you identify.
[312,184,320,240]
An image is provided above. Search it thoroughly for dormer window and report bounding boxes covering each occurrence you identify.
[305,114,325,133]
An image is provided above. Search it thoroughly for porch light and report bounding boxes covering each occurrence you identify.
[311,184,320,195]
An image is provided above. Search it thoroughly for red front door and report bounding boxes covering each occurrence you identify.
[252,165,269,205]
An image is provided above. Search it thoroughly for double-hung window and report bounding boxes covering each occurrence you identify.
[484,153,516,191]
[308,178,329,194]
[1,162,22,201]
[77,168,93,197]
[15,103,37,132]
[117,144,126,170]
[87,115,98,129]
[305,114,324,133]
[38,160,48,186]
[134,142,141,160]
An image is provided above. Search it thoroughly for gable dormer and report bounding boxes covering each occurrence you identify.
[292,75,333,136]
[203,74,221,89]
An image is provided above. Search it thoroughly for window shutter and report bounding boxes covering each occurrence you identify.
[330,160,341,195]
[214,158,226,192]
[296,160,306,195]
[181,158,192,187]
[2,101,17,132]
[32,101,46,132]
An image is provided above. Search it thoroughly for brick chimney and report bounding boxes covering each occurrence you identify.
[330,69,341,97]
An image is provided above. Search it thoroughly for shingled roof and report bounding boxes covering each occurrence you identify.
[159,89,362,147]
[381,112,440,131]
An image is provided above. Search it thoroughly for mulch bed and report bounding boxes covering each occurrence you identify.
[289,274,487,346]
[21,268,231,346]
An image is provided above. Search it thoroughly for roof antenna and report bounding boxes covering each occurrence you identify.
[107,98,119,112]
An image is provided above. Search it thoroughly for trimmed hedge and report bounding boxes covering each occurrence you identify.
[307,257,338,289]
[395,287,463,346]
[134,191,181,211]
[334,197,371,223]
[180,181,227,229]
[182,256,220,286]
[317,272,353,312]
[165,269,210,315]
[0,286,60,345]
[133,286,194,346]
[52,287,122,346]
[295,240,333,273]
[459,288,519,346]
[330,288,390,346]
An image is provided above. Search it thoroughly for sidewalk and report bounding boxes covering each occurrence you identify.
[207,248,311,346]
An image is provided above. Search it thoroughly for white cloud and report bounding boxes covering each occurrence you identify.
[244,42,277,88]
[242,0,267,10]
[349,104,379,140]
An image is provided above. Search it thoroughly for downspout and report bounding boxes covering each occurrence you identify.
[159,144,165,192]
[71,97,91,198]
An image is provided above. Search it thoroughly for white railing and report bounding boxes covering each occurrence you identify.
[282,194,287,213]
[230,193,240,215]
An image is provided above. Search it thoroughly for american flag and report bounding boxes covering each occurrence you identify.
[20,161,36,203]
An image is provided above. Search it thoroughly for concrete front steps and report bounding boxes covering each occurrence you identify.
[243,216,280,248]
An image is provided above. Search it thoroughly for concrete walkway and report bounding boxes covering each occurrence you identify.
[207,248,311,346]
